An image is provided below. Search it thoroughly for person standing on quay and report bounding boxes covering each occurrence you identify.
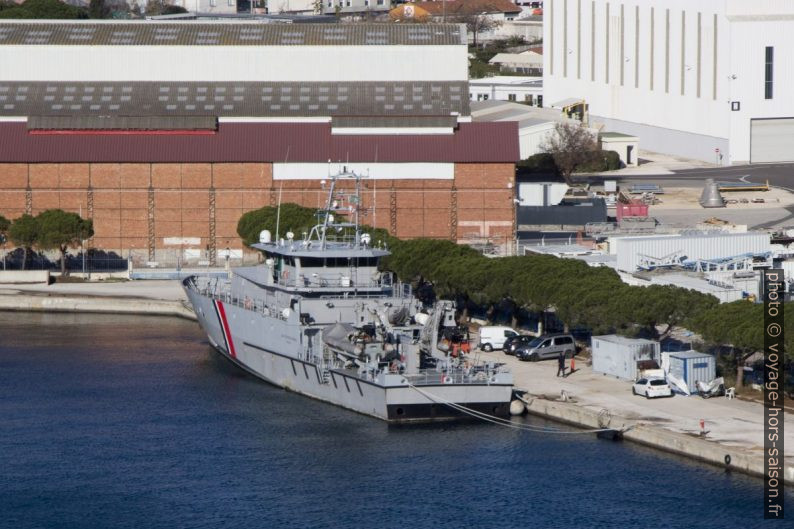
[556,351,566,377]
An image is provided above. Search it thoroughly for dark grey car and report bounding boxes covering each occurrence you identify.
[515,334,576,362]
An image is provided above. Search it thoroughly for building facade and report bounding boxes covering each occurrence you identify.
[544,0,794,164]
[0,21,518,260]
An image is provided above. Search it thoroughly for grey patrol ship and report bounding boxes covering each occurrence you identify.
[183,170,513,422]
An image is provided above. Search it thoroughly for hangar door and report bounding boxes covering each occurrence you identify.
[750,118,794,163]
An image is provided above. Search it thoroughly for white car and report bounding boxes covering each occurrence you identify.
[632,377,673,399]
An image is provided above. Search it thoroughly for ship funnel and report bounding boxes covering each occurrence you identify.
[259,230,272,243]
[699,179,725,208]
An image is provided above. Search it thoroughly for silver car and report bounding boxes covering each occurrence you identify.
[515,334,576,362]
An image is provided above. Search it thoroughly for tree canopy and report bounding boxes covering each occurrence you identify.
[8,214,39,270]
[0,0,87,19]
[36,209,94,275]
[540,122,599,184]
[237,203,326,247]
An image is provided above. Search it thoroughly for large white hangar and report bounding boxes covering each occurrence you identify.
[543,0,794,164]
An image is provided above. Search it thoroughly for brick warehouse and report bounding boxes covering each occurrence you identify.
[0,21,518,262]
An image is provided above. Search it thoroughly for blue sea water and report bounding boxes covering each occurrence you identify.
[0,312,789,529]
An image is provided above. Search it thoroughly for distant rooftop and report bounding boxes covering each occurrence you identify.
[471,100,580,129]
[600,132,639,140]
[469,76,543,86]
[0,21,466,46]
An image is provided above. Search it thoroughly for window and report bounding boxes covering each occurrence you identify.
[377,0,384,4]
[209,0,216,6]
[504,330,517,338]
[508,93,516,101]
[483,94,489,100]
[554,336,574,345]
[540,340,551,348]
[228,0,234,5]
[765,46,774,99]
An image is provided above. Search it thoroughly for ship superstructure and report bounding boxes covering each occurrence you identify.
[183,170,513,421]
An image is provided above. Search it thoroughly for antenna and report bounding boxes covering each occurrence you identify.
[275,181,284,242]
[373,145,378,230]
[274,146,291,242]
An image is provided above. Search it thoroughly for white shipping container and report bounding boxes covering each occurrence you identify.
[615,232,771,272]
[591,335,660,381]
[668,351,717,393]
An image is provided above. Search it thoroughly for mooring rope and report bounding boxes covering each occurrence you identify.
[407,382,631,435]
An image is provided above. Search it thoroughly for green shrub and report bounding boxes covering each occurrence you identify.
[515,153,559,175]
[574,149,622,172]
[0,0,87,18]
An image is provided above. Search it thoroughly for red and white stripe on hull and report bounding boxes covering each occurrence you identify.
[212,300,237,358]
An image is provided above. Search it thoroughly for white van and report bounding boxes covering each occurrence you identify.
[478,326,518,352]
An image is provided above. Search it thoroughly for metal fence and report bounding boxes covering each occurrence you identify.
[0,246,260,276]
[0,248,127,273]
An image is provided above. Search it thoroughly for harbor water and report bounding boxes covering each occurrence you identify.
[0,312,788,529]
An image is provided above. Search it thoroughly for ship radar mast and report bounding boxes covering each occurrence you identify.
[308,166,367,250]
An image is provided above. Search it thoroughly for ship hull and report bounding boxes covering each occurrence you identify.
[186,286,512,423]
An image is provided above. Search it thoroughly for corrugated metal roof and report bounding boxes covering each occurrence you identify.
[0,81,469,118]
[27,115,217,130]
[0,22,465,46]
[0,122,518,163]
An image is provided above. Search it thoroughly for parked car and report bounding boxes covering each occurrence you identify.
[478,326,518,352]
[515,334,576,362]
[632,378,673,399]
[503,334,535,355]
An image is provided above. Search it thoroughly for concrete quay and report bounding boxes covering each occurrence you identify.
[0,280,195,320]
[495,349,794,484]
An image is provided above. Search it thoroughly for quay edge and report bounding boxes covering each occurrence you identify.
[522,394,794,485]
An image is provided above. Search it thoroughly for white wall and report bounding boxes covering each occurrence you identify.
[469,80,542,104]
[518,122,555,158]
[544,0,794,164]
[0,45,467,82]
[180,0,238,14]
[494,20,543,42]
[544,0,729,143]
[727,17,794,162]
[273,162,454,180]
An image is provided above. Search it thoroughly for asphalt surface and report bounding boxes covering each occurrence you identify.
[598,162,794,190]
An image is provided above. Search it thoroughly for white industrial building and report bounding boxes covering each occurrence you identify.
[471,100,597,158]
[0,21,462,84]
[613,232,771,273]
[543,0,794,164]
[469,76,543,105]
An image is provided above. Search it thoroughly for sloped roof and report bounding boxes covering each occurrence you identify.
[0,121,520,163]
[414,0,522,16]
[0,21,465,46]
[488,52,543,66]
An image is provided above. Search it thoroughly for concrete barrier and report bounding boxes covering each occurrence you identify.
[0,294,196,320]
[522,395,794,485]
[0,270,50,284]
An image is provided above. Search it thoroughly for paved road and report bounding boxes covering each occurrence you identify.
[598,162,794,190]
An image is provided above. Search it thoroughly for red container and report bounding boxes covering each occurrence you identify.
[616,203,649,221]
